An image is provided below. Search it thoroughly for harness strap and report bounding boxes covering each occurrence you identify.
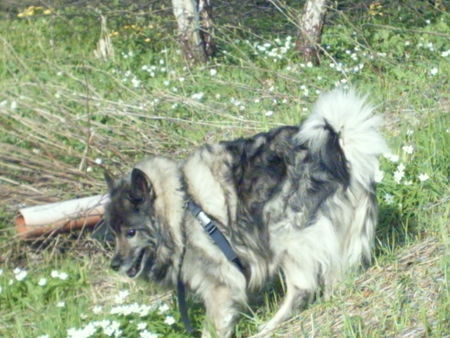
[177,277,194,334]
[187,200,245,272]
[177,199,245,334]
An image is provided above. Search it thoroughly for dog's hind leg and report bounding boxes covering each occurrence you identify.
[202,284,245,338]
[258,259,314,335]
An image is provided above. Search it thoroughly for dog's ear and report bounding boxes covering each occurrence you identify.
[104,170,115,191]
[130,168,155,204]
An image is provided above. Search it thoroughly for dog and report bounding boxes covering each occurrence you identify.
[103,89,388,337]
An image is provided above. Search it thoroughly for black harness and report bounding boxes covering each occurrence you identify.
[177,199,245,333]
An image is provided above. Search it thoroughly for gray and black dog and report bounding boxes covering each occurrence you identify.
[104,89,388,337]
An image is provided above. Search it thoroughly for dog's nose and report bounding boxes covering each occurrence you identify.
[111,255,122,271]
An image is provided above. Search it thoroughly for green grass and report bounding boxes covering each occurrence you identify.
[0,1,449,337]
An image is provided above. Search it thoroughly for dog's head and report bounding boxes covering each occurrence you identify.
[104,168,164,279]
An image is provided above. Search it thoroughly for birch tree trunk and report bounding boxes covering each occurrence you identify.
[296,0,328,65]
[172,0,215,64]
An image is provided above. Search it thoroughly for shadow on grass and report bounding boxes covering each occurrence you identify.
[375,204,417,259]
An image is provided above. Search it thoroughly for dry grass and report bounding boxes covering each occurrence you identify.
[273,237,448,337]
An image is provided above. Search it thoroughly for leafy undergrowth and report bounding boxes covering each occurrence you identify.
[0,0,449,337]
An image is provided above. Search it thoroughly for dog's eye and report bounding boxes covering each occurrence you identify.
[126,229,137,238]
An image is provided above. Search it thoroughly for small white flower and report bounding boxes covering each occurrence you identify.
[393,164,405,184]
[215,94,221,99]
[56,301,65,308]
[164,315,176,326]
[92,305,103,314]
[418,173,429,182]
[384,193,394,205]
[103,320,121,337]
[140,330,158,338]
[191,92,204,101]
[137,322,147,330]
[210,69,217,76]
[38,278,47,286]
[406,129,414,136]
[0,268,3,275]
[402,145,414,154]
[384,153,399,163]
[265,110,274,117]
[114,290,129,304]
[441,49,450,57]
[430,67,438,76]
[37,335,49,338]
[94,158,103,165]
[15,269,27,281]
[163,80,170,86]
[131,77,141,88]
[158,303,170,314]
[306,61,313,68]
[254,98,260,103]
[178,77,185,82]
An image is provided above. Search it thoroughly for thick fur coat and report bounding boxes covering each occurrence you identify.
[104,89,388,337]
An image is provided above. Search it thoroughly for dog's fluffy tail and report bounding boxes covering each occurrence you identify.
[297,89,388,190]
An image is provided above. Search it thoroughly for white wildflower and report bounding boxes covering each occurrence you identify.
[418,173,429,182]
[441,49,450,57]
[191,92,204,101]
[393,163,406,184]
[0,268,3,275]
[114,290,129,304]
[92,305,102,314]
[384,153,399,163]
[402,145,414,154]
[210,69,217,76]
[10,101,17,110]
[163,80,170,86]
[94,158,102,165]
[430,67,438,76]
[131,77,141,88]
[140,330,158,338]
[14,269,27,281]
[265,110,274,117]
[164,315,176,326]
[57,301,65,308]
[158,303,170,314]
[384,193,394,205]
[406,129,414,136]
[137,322,147,330]
[38,278,47,286]
[103,320,121,337]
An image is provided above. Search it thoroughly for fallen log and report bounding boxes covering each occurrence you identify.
[15,194,109,239]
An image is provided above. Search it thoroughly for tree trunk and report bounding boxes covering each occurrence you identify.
[172,0,215,64]
[296,0,328,65]
[198,0,215,58]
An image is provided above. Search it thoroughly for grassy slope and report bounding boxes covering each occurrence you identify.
[0,1,448,337]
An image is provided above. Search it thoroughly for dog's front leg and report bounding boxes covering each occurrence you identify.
[201,284,240,338]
